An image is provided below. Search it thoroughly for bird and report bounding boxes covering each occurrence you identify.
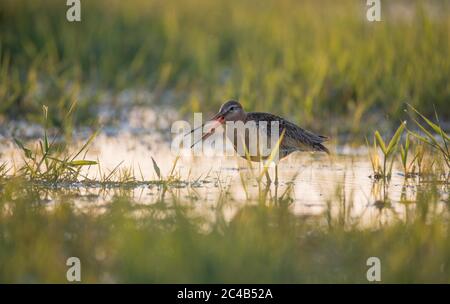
[190,100,329,185]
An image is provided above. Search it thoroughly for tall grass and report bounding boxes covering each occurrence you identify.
[0,0,448,136]
[407,104,450,172]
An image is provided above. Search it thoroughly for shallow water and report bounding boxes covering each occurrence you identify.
[1,106,450,283]
[1,106,447,229]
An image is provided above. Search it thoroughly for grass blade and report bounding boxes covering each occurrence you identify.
[386,121,406,154]
[13,138,33,159]
[374,131,387,155]
[151,157,161,179]
[68,160,98,166]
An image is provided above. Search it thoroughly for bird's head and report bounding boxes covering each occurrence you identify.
[213,100,246,123]
[189,100,246,148]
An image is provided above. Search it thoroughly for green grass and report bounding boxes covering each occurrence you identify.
[370,121,406,179]
[0,108,449,283]
[1,110,449,283]
[367,106,449,181]
[0,0,448,137]
[0,0,449,284]
[0,176,449,283]
[10,105,99,183]
[407,104,450,171]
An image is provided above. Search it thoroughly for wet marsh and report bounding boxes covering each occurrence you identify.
[1,104,449,283]
[0,0,449,283]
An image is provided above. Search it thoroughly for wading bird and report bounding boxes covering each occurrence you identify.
[190,100,329,185]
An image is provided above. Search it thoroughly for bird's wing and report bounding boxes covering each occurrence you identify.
[246,112,329,153]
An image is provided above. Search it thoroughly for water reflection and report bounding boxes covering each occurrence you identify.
[0,107,448,229]
[1,132,449,282]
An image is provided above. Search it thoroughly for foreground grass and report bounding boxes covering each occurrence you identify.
[0,0,448,136]
[0,178,449,283]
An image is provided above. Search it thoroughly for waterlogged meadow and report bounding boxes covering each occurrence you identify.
[0,0,449,283]
[0,104,449,283]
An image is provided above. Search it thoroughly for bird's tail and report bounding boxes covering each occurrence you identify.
[313,142,330,155]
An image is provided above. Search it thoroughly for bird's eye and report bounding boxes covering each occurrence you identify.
[230,106,236,111]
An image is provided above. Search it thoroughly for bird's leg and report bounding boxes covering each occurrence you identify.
[274,179,278,204]
[274,164,279,186]
[265,170,272,185]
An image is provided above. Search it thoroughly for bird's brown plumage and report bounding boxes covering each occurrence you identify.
[192,100,329,161]
[235,112,329,161]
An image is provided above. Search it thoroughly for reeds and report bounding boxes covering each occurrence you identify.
[13,106,98,183]
[367,104,449,181]
[407,105,449,172]
[0,0,448,135]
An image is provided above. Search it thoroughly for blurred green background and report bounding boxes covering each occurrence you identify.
[0,0,448,137]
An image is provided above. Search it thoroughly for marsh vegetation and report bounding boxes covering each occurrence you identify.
[0,0,449,283]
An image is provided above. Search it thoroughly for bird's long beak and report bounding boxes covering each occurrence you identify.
[189,112,226,148]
